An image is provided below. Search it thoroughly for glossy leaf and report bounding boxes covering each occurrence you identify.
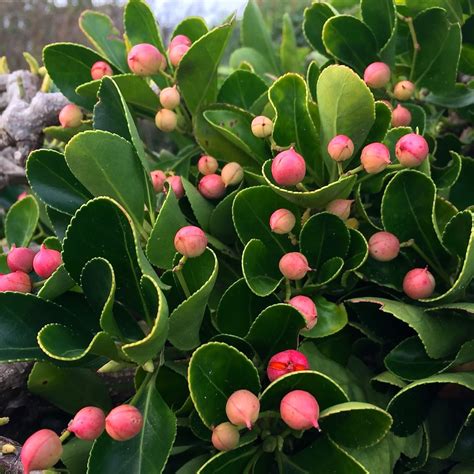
[302,296,348,339]
[5,195,39,247]
[217,69,267,110]
[303,2,336,53]
[361,0,396,50]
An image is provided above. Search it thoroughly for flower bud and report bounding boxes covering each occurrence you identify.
[68,406,105,441]
[269,209,296,235]
[288,296,317,330]
[251,116,273,138]
[395,133,429,167]
[360,142,391,174]
[198,155,218,175]
[7,245,35,273]
[169,34,192,50]
[221,162,243,187]
[327,135,354,162]
[0,271,31,293]
[267,349,310,382]
[105,405,143,441]
[33,244,62,279]
[174,225,207,258]
[59,104,83,128]
[280,390,320,430]
[403,268,435,299]
[363,62,391,88]
[21,429,63,474]
[391,104,412,127]
[165,175,184,199]
[211,422,240,451]
[368,231,400,262]
[159,86,180,110]
[127,43,165,76]
[325,199,353,221]
[393,80,415,101]
[271,148,306,186]
[155,109,177,132]
[91,61,113,80]
[198,174,226,199]
[169,44,189,67]
[150,170,166,193]
[279,252,311,280]
[225,389,260,429]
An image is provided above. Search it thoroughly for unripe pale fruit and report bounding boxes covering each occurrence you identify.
[393,80,415,101]
[391,104,412,127]
[59,104,83,128]
[68,406,105,441]
[225,389,260,429]
[169,34,192,50]
[288,295,318,330]
[165,175,184,199]
[221,162,244,187]
[271,148,306,186]
[251,116,273,138]
[155,109,177,132]
[21,429,63,474]
[198,155,218,175]
[7,245,35,273]
[169,44,189,67]
[368,231,400,262]
[279,252,311,280]
[363,62,391,88]
[395,133,429,167]
[267,349,310,382]
[327,135,354,162]
[91,61,113,80]
[0,271,31,293]
[105,405,143,441]
[269,208,296,234]
[211,422,240,451]
[150,170,166,193]
[174,225,207,258]
[198,174,226,199]
[280,390,320,430]
[33,244,62,279]
[403,268,436,299]
[159,86,180,110]
[346,217,359,230]
[360,142,391,174]
[326,199,353,221]
[127,43,164,76]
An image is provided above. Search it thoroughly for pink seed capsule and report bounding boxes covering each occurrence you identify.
[21,429,63,474]
[198,174,226,199]
[288,295,318,330]
[403,267,436,299]
[360,142,391,174]
[198,155,218,175]
[391,104,412,127]
[271,148,306,186]
[90,61,113,80]
[395,133,429,168]
[363,62,391,89]
[221,162,244,187]
[269,209,296,235]
[7,245,35,273]
[159,86,180,110]
[327,135,354,162]
[326,199,353,221]
[0,271,31,293]
[267,349,310,382]
[169,44,190,67]
[169,34,192,50]
[127,43,165,76]
[279,252,311,280]
[393,80,415,101]
[165,175,184,199]
[225,389,260,430]
[33,244,62,279]
[251,116,273,138]
[280,390,320,431]
[368,231,400,262]
[155,109,177,132]
[211,422,240,451]
[150,170,166,193]
[105,405,143,441]
[59,104,83,128]
[174,225,208,258]
[68,406,105,441]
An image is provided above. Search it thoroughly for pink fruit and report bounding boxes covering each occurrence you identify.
[251,116,273,138]
[90,61,113,80]
[155,109,177,132]
[127,43,165,75]
[403,268,436,299]
[159,86,180,110]
[59,104,83,128]
[368,231,400,262]
[288,296,318,330]
[198,174,226,199]
[271,148,306,186]
[360,142,391,174]
[393,80,415,101]
[165,175,184,199]
[280,390,320,430]
[267,349,310,382]
[327,135,354,162]
[225,389,260,429]
[105,405,143,441]
[33,244,62,279]
[211,422,240,451]
[279,252,311,280]
[21,429,63,474]
[395,133,429,167]
[150,170,166,193]
[326,199,353,220]
[174,226,207,258]
[363,62,391,88]
[7,245,35,273]
[198,155,218,175]
[68,406,105,441]
[221,162,244,187]
[169,44,189,67]
[391,104,412,127]
[269,209,296,235]
[0,271,31,293]
[17,191,28,200]
[169,34,192,50]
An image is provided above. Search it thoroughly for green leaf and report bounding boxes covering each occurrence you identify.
[302,296,348,339]
[306,61,320,101]
[62,438,93,474]
[188,342,260,428]
[5,195,39,247]
[172,17,209,42]
[229,47,275,78]
[37,264,76,300]
[280,13,302,74]
[450,156,474,210]
[209,189,239,244]
[344,229,369,272]
[361,0,396,50]
[432,151,462,190]
[47,207,71,241]
[405,0,464,23]
[425,83,474,108]
[44,123,92,143]
[303,2,336,54]
[198,446,258,474]
[217,70,267,110]
[404,103,427,135]
[366,102,392,143]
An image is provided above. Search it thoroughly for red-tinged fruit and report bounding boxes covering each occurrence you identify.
[225,389,260,429]
[368,231,400,262]
[221,162,243,187]
[7,245,35,273]
[363,62,391,88]
[198,174,226,199]
[391,104,412,127]
[251,115,273,138]
[198,155,218,175]
[174,226,207,258]
[91,61,113,80]
[403,268,436,299]
[127,43,164,76]
[59,104,83,128]
[33,244,62,279]
[155,109,177,132]
[150,170,166,193]
[361,142,391,174]
[288,296,318,330]
[68,406,105,441]
[327,135,354,162]
[165,175,184,199]
[169,34,192,50]
[211,422,240,451]
[393,80,415,101]
[17,191,28,200]
[271,148,306,186]
[267,349,310,382]
[169,44,189,67]
[159,86,180,110]
[326,199,353,220]
[105,405,143,441]
[269,208,296,234]
[0,271,31,293]
[395,133,429,167]
[280,390,320,430]
[21,429,63,474]
[279,252,311,280]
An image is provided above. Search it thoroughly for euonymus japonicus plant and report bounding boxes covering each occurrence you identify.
[1,0,473,472]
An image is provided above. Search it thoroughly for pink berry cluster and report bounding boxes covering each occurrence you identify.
[197,155,244,199]
[0,244,62,293]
